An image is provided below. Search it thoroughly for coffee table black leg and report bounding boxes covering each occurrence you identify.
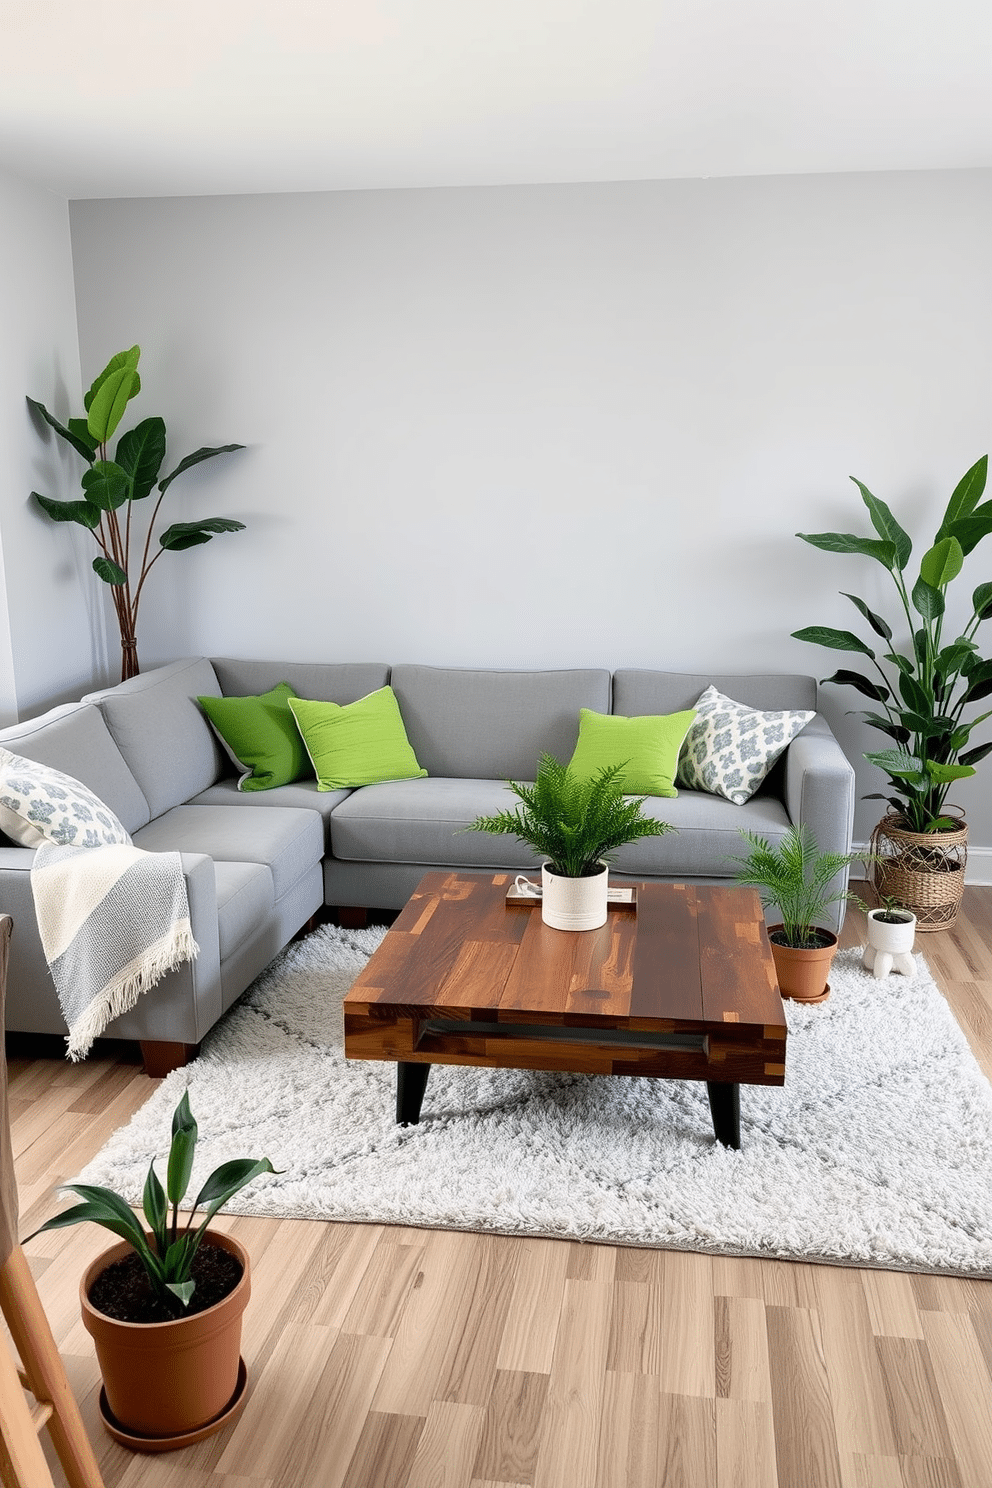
[706,1081,741,1149]
[396,1062,431,1125]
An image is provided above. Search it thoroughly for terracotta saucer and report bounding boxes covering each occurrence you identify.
[98,1356,249,1453]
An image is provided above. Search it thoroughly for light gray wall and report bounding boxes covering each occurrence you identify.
[0,164,102,720]
[67,171,992,861]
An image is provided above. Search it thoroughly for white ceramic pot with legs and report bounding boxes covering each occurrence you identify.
[541,862,609,931]
[862,907,917,979]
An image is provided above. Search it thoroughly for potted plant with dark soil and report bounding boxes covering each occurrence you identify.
[729,824,870,1002]
[466,753,675,930]
[792,455,992,930]
[28,1092,275,1449]
[863,897,917,979]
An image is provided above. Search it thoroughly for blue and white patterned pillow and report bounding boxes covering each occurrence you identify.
[0,747,131,849]
[676,686,815,805]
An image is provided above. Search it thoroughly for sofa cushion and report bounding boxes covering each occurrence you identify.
[132,804,323,900]
[612,670,817,716]
[0,704,150,834]
[198,682,311,792]
[389,665,612,780]
[211,658,390,703]
[213,860,274,959]
[330,778,544,869]
[567,707,696,798]
[190,777,351,849]
[0,748,131,848]
[609,789,793,877]
[84,658,226,820]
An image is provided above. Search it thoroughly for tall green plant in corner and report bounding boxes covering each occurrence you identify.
[792,457,992,834]
[29,345,245,681]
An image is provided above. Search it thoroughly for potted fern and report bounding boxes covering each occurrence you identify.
[729,825,870,1002]
[466,753,675,930]
[28,1093,275,1447]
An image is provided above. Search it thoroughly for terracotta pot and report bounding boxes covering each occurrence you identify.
[541,861,609,931]
[81,1231,250,1439]
[767,926,838,1003]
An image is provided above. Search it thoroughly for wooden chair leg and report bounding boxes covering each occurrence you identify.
[0,1325,58,1488]
[0,1246,105,1488]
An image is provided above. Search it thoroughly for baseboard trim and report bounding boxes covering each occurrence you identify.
[854,840,992,887]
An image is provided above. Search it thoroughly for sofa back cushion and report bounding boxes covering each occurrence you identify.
[0,703,150,835]
[83,658,226,820]
[389,665,612,780]
[210,658,390,703]
[612,671,818,716]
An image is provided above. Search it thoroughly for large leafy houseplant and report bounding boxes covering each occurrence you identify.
[29,345,245,682]
[29,1092,274,1314]
[467,753,674,878]
[791,457,992,834]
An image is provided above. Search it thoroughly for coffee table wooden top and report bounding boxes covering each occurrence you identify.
[344,872,787,1087]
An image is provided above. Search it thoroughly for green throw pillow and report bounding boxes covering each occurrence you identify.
[567,707,696,798]
[198,682,311,792]
[287,687,427,791]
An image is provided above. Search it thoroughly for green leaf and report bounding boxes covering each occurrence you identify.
[926,761,976,783]
[884,652,914,675]
[81,461,130,512]
[796,530,897,568]
[960,739,992,767]
[193,1157,278,1227]
[166,1280,196,1308]
[93,556,127,585]
[852,479,913,571]
[919,536,964,589]
[864,748,926,783]
[158,443,244,495]
[159,517,246,551]
[84,346,140,413]
[167,1093,197,1206]
[115,417,167,502]
[66,417,99,453]
[937,455,988,538]
[86,354,141,444]
[32,493,102,529]
[911,576,944,622]
[973,582,992,622]
[897,670,930,715]
[142,1162,168,1251]
[948,502,992,556]
[26,1184,156,1268]
[840,593,893,641]
[791,626,876,657]
[822,669,889,702]
[26,397,97,465]
[858,713,910,743]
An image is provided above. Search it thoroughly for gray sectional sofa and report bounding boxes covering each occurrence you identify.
[0,656,855,1071]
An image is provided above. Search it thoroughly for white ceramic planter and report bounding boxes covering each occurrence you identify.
[862,907,917,979]
[541,862,609,931]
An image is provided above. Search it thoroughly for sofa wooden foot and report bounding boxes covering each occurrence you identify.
[140,1040,199,1077]
[336,906,369,929]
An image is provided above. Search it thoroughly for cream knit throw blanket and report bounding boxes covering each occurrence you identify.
[32,839,198,1060]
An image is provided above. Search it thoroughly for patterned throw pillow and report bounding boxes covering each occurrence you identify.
[0,748,131,849]
[676,687,815,805]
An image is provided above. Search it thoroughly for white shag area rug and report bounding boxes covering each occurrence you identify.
[78,923,992,1276]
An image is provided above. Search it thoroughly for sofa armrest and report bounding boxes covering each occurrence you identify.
[783,716,858,932]
[0,847,224,1044]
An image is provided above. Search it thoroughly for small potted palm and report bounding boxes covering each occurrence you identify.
[863,897,917,979]
[28,1093,275,1448]
[729,824,870,1002]
[466,753,675,930]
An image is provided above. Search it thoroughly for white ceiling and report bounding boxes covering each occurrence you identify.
[2,0,992,200]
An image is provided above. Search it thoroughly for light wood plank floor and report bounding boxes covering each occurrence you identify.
[6,889,992,1488]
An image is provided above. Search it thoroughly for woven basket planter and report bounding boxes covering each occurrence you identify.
[869,811,968,932]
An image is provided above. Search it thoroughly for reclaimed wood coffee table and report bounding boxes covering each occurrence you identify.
[343,871,787,1148]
